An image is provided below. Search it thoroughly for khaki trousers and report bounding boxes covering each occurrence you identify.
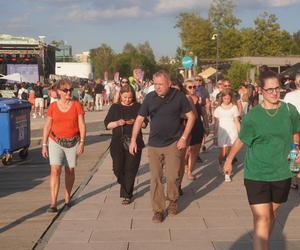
[148,141,183,212]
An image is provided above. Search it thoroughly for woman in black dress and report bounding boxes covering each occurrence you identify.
[104,85,147,204]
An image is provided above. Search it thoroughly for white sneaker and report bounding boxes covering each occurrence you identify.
[225,174,231,182]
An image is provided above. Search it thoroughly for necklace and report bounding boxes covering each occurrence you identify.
[261,102,280,117]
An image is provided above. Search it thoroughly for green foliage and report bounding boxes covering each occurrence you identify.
[208,0,241,32]
[226,62,252,89]
[90,42,157,80]
[176,0,300,60]
[90,43,115,79]
[176,12,215,59]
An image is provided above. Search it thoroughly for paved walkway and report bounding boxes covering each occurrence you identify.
[43,137,300,250]
[0,108,110,250]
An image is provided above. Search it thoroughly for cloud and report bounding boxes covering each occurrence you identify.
[6,13,32,29]
[261,0,300,7]
[154,0,210,14]
[68,6,146,21]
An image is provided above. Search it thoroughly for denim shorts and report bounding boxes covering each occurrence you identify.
[48,138,78,168]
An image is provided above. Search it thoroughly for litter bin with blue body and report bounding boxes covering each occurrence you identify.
[0,98,31,165]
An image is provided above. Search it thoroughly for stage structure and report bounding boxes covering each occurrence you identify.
[0,34,56,83]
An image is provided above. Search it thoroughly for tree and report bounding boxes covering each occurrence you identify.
[137,42,156,62]
[208,0,241,32]
[123,43,137,55]
[175,12,215,59]
[227,62,252,89]
[219,28,242,58]
[293,31,300,54]
[89,43,115,79]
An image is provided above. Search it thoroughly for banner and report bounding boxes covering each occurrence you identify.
[133,68,144,82]
[7,64,39,83]
[104,71,108,81]
[114,72,120,83]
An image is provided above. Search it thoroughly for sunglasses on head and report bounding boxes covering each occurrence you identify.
[187,86,196,89]
[61,88,73,93]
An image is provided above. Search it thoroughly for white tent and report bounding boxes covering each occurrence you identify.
[0,73,29,82]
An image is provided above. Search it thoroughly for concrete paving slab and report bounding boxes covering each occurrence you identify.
[45,242,129,250]
[129,241,215,250]
[90,229,170,242]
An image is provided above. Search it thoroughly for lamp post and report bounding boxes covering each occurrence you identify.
[212,33,219,83]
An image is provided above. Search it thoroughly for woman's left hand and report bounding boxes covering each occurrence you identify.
[76,143,84,155]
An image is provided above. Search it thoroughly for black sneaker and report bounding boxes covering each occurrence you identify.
[179,186,183,196]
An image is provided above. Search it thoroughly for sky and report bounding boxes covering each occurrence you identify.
[1,0,300,59]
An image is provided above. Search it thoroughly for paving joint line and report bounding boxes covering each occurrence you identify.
[32,143,110,250]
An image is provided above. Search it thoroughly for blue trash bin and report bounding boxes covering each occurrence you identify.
[0,98,31,165]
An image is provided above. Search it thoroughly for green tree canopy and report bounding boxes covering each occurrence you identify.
[226,62,252,89]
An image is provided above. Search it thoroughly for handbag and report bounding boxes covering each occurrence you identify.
[119,104,132,151]
[51,131,79,148]
[121,134,131,151]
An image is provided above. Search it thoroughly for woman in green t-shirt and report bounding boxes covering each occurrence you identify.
[224,70,300,250]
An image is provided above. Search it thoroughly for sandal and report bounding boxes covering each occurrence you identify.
[47,206,58,213]
[121,198,131,205]
[290,183,298,190]
[187,172,195,180]
[65,202,72,208]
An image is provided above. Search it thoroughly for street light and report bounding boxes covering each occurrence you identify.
[212,33,219,83]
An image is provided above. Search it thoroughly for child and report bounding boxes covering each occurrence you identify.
[213,89,240,182]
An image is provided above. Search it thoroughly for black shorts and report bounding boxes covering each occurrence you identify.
[244,178,291,205]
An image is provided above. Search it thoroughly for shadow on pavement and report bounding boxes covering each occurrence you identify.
[0,147,49,199]
[177,146,244,214]
[221,193,300,250]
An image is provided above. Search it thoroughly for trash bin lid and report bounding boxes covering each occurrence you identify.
[0,98,32,112]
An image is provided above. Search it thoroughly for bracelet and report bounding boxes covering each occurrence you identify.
[181,136,186,140]
[42,143,47,146]
[80,140,85,143]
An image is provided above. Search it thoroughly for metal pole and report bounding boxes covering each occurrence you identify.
[216,34,219,83]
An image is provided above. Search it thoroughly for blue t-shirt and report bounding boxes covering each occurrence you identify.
[139,88,192,147]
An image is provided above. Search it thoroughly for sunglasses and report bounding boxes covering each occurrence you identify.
[223,85,231,87]
[121,81,128,84]
[61,88,73,93]
[187,86,196,89]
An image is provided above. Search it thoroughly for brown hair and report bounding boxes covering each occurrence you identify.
[118,85,136,103]
[57,79,72,90]
[217,89,237,106]
[258,70,279,88]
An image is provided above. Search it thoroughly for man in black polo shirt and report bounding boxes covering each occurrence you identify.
[130,70,195,223]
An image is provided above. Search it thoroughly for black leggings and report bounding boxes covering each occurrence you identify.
[110,141,142,198]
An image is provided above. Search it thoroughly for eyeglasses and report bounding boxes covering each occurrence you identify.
[262,87,280,94]
[61,88,73,93]
[121,81,128,84]
[187,86,196,89]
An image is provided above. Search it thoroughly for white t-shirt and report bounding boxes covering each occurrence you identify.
[284,90,300,113]
[17,88,28,99]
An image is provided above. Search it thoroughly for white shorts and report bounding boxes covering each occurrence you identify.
[48,138,78,168]
[35,98,44,108]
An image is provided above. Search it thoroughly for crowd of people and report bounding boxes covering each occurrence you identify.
[38,67,300,250]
